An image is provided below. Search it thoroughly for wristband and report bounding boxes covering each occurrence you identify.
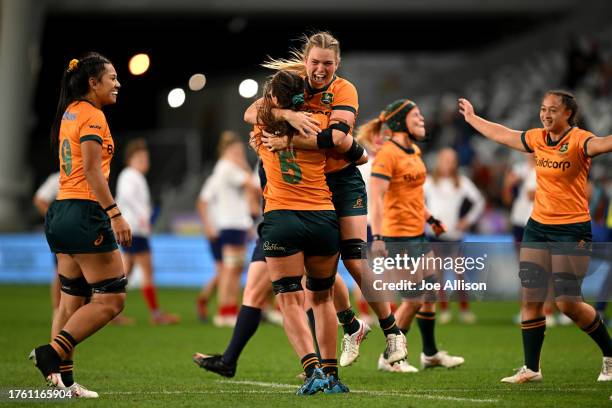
[104,203,118,212]
[345,140,365,163]
[426,216,437,225]
[111,212,122,219]
[106,206,121,218]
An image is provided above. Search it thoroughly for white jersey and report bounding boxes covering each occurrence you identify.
[206,159,253,231]
[357,158,373,224]
[35,172,60,203]
[116,167,152,237]
[510,162,537,227]
[199,175,219,231]
[424,175,485,241]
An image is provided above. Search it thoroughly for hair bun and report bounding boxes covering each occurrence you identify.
[67,59,79,73]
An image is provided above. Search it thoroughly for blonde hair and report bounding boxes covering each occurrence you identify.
[124,138,148,165]
[355,117,384,152]
[261,31,341,74]
[217,130,241,158]
[432,148,460,188]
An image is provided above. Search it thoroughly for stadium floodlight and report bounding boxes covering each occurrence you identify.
[129,53,150,76]
[168,88,186,108]
[189,73,207,91]
[239,79,258,98]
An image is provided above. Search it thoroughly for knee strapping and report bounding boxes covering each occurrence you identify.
[553,272,583,297]
[519,262,549,288]
[90,275,128,294]
[306,275,336,291]
[59,275,91,297]
[223,252,245,268]
[272,276,303,295]
[340,239,367,260]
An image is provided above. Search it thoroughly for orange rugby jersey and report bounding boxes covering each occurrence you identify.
[521,127,594,224]
[371,140,427,237]
[301,75,359,174]
[56,101,115,201]
[254,113,334,212]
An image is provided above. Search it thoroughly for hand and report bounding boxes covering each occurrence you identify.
[111,215,132,247]
[261,130,289,152]
[204,226,218,241]
[248,131,259,151]
[285,111,321,137]
[427,216,447,237]
[458,98,475,121]
[371,239,388,258]
[456,218,470,232]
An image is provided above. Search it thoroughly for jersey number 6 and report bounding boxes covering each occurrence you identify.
[279,151,302,184]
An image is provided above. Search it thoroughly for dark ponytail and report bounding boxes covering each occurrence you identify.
[257,70,305,137]
[50,52,111,147]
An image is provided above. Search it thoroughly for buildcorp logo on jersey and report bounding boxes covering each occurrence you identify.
[535,155,571,171]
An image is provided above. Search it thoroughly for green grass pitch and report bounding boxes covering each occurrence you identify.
[0,285,609,407]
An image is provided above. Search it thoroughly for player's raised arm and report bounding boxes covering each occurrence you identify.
[458,98,526,152]
[586,134,612,157]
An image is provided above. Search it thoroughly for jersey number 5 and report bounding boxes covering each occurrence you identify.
[279,151,302,184]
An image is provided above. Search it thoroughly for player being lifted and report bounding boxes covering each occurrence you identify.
[252,70,349,394]
[249,30,408,367]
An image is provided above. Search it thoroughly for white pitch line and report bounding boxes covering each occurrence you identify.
[108,388,497,403]
[107,390,281,395]
[104,381,605,402]
[217,380,294,389]
[218,381,602,393]
[218,380,498,403]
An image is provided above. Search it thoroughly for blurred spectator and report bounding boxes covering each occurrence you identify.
[33,172,61,318]
[425,148,485,324]
[116,138,180,325]
[196,175,221,322]
[205,131,256,327]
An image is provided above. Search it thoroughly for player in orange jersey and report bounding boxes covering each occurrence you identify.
[252,70,348,394]
[368,99,465,373]
[247,31,407,369]
[459,90,612,383]
[30,52,130,398]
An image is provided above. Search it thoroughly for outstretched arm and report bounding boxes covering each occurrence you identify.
[458,98,526,152]
[586,135,612,157]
